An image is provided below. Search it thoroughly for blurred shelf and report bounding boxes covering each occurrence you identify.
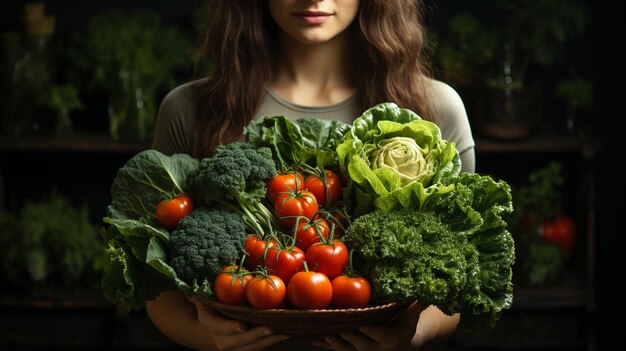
[0,132,151,153]
[451,340,587,350]
[450,306,590,351]
[0,292,114,309]
[512,286,589,310]
[474,126,597,155]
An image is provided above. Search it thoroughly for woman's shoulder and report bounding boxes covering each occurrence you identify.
[160,77,208,109]
[424,78,466,115]
[153,77,208,155]
[423,78,470,128]
[423,77,475,170]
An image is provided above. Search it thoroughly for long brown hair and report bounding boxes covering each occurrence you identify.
[193,0,434,157]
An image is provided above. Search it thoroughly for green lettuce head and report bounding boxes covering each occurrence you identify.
[371,137,436,186]
[337,102,461,216]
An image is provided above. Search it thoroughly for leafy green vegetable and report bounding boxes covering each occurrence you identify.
[101,144,276,310]
[101,150,206,310]
[107,149,199,222]
[343,172,514,334]
[244,115,351,169]
[336,102,461,217]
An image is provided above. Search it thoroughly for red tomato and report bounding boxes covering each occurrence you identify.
[214,266,252,306]
[287,270,333,310]
[305,240,349,279]
[304,169,343,209]
[294,217,330,252]
[264,246,306,284]
[542,214,576,255]
[331,275,372,309]
[156,193,194,230]
[266,172,305,204]
[243,234,278,270]
[274,190,319,229]
[246,275,286,309]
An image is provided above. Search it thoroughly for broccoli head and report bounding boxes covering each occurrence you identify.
[168,206,246,284]
[186,142,276,205]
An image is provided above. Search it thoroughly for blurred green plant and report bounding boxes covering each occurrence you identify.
[439,13,498,88]
[556,76,594,113]
[508,162,568,286]
[523,241,564,286]
[555,75,594,134]
[439,0,588,90]
[0,191,106,296]
[38,83,83,136]
[67,9,193,141]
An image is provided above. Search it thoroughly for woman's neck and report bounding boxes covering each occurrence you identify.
[271,30,356,107]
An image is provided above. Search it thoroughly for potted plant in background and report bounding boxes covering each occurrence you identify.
[555,75,594,136]
[38,83,83,137]
[0,190,112,347]
[506,162,576,287]
[438,0,588,140]
[69,10,192,142]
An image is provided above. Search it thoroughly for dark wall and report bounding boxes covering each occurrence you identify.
[587,3,623,351]
[1,0,201,31]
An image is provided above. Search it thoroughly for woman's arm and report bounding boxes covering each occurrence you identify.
[145,290,213,350]
[411,306,460,350]
[320,302,459,351]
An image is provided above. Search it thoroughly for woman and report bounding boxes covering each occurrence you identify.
[149,1,473,350]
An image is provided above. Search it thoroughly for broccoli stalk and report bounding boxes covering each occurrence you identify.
[186,142,283,236]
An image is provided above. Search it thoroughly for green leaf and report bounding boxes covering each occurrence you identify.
[107,149,199,222]
[244,115,350,169]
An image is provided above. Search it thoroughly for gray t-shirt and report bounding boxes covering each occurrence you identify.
[152,78,475,172]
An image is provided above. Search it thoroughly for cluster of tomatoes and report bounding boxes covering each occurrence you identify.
[215,169,372,310]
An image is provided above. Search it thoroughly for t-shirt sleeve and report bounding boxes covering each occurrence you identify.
[428,79,476,173]
[151,82,196,156]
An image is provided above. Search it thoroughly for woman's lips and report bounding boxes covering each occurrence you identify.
[294,11,333,25]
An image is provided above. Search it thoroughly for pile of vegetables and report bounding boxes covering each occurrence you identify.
[100,102,515,334]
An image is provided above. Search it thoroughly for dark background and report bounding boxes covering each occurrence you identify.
[1,1,621,350]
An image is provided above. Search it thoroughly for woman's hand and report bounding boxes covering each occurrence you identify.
[314,301,427,351]
[190,298,289,351]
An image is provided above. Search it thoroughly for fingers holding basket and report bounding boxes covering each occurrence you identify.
[190,297,290,350]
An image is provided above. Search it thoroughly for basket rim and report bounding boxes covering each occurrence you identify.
[206,300,404,315]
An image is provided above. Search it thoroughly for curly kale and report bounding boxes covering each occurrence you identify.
[168,206,246,284]
[343,173,514,334]
[186,141,279,235]
[345,209,471,310]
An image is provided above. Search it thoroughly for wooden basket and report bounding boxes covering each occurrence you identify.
[207,300,406,338]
